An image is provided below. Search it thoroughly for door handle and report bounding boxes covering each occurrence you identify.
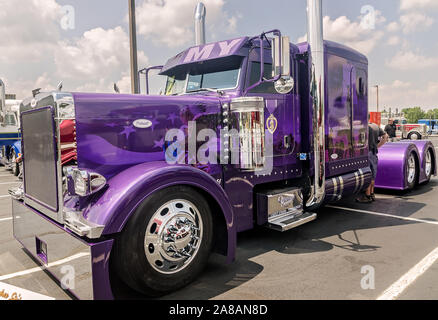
[284,135,292,149]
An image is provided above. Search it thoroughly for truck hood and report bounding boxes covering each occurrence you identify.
[72,92,225,179]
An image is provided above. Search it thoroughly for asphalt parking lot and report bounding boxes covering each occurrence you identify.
[1,138,438,300]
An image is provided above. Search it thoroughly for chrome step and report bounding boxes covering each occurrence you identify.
[267,211,317,232]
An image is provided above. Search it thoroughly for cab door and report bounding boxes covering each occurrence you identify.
[244,48,299,177]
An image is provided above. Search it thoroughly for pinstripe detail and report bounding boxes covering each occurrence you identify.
[359,169,364,191]
[353,171,359,193]
[332,177,338,201]
[337,176,344,200]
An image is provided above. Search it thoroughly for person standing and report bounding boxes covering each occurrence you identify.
[356,121,388,203]
[384,119,397,142]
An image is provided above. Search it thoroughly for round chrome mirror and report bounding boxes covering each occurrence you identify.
[274,77,294,94]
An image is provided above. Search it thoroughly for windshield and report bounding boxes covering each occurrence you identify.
[186,68,239,92]
[165,76,186,95]
[165,59,241,95]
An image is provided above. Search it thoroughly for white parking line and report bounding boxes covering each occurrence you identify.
[377,247,438,300]
[0,217,12,222]
[0,195,10,199]
[0,182,20,185]
[0,252,90,281]
[327,205,438,225]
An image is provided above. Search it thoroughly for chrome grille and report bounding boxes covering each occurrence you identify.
[21,106,59,212]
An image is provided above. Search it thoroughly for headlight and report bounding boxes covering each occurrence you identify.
[66,168,106,197]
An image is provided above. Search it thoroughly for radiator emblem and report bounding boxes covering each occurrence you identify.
[133,119,152,129]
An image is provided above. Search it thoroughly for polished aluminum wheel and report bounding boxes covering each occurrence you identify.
[425,149,432,177]
[407,154,416,184]
[144,199,203,274]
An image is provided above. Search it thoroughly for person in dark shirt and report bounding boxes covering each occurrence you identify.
[384,119,397,142]
[356,121,388,203]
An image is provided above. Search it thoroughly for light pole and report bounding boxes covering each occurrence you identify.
[373,85,379,112]
[128,0,139,94]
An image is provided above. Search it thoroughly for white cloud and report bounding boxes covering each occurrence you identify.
[0,0,149,97]
[386,21,400,32]
[391,80,412,88]
[374,80,438,110]
[387,36,401,46]
[400,0,438,11]
[136,0,238,48]
[0,0,62,64]
[399,12,434,34]
[298,13,385,55]
[386,51,438,70]
[54,27,148,93]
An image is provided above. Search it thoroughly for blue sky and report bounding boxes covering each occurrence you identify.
[1,0,438,110]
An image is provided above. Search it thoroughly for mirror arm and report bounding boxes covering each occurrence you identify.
[139,65,164,95]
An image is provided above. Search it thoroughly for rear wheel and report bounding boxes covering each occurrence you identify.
[113,185,213,297]
[406,152,418,190]
[423,148,433,183]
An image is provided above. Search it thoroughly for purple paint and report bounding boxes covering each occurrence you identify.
[374,142,421,190]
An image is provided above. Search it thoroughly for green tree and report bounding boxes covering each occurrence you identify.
[402,107,426,123]
[425,108,438,119]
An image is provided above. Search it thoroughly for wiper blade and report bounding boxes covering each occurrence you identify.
[186,88,224,95]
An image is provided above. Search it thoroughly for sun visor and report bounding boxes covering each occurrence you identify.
[160,37,249,76]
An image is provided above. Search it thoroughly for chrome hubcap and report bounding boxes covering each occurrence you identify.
[425,150,432,177]
[144,199,202,274]
[407,154,416,184]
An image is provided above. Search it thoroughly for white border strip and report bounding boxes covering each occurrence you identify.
[0,281,55,300]
[0,252,89,281]
[0,217,12,222]
[377,247,438,300]
[0,195,10,199]
[0,182,20,185]
[327,205,438,225]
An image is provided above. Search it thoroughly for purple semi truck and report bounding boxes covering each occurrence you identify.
[10,0,436,299]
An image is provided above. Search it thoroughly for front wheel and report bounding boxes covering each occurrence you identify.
[408,132,421,140]
[113,185,213,297]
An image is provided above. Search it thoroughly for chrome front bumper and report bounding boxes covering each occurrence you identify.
[12,199,114,300]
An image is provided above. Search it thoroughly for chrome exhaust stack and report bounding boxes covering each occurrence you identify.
[194,2,206,45]
[306,0,326,208]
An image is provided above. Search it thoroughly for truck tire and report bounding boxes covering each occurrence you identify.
[405,152,418,190]
[408,132,421,140]
[113,185,213,297]
[423,148,433,184]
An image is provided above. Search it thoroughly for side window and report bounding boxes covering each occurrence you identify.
[4,113,16,126]
[248,62,277,94]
